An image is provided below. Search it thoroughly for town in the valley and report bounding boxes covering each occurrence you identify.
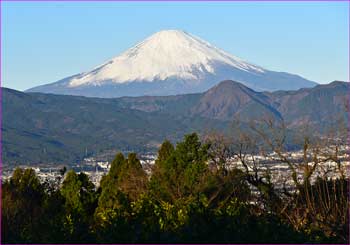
[3,144,349,192]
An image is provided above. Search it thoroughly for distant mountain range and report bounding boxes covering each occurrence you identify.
[3,80,348,166]
[27,30,316,97]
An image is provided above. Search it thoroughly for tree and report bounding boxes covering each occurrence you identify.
[150,133,212,203]
[118,153,148,201]
[155,140,174,165]
[2,168,45,243]
[97,152,147,211]
[60,170,97,242]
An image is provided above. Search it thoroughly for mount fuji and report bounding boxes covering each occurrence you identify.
[27,30,317,97]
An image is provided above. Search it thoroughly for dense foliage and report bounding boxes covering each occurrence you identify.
[2,133,349,243]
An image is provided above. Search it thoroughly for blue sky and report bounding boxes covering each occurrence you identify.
[2,1,349,91]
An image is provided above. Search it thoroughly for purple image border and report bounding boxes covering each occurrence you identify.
[0,0,349,245]
[0,0,349,2]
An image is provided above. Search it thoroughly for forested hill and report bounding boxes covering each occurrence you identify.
[2,88,226,165]
[3,80,348,165]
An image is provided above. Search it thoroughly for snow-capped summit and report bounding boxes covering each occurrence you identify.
[68,30,265,87]
[28,30,316,97]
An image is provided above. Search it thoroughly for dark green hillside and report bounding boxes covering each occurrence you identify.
[2,80,348,165]
[191,80,282,121]
[115,93,201,114]
[268,81,349,128]
[2,88,226,166]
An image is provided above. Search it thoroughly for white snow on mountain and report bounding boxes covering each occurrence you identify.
[68,30,265,87]
[27,29,317,97]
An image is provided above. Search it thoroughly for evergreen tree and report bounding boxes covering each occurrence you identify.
[150,133,211,203]
[2,168,45,243]
[60,170,97,242]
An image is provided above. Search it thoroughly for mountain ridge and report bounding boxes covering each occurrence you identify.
[4,80,348,165]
